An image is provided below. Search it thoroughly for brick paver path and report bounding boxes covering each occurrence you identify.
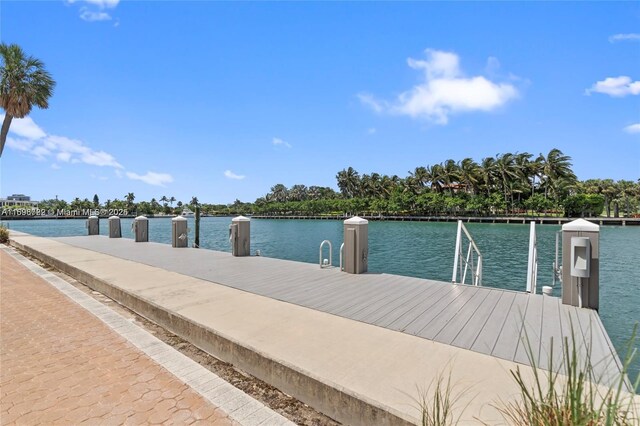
[0,249,234,425]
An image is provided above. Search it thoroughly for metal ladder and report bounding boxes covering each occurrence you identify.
[452,220,483,286]
[526,221,538,294]
[526,222,562,295]
[319,240,346,270]
[319,240,332,268]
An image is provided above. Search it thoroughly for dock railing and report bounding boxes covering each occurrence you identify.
[526,221,538,294]
[319,240,332,268]
[452,220,483,286]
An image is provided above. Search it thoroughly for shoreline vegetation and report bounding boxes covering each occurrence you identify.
[3,214,640,227]
[2,149,639,221]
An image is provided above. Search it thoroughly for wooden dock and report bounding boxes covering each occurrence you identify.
[53,235,624,386]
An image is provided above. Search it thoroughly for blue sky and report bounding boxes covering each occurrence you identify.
[1,1,639,204]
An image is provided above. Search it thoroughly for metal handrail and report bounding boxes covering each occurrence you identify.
[452,220,483,286]
[319,240,332,268]
[526,221,538,294]
[339,243,344,271]
[552,230,562,288]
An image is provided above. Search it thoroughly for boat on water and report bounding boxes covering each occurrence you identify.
[181,208,195,217]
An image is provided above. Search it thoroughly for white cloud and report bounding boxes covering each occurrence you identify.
[359,49,518,124]
[6,137,35,152]
[609,33,640,43]
[56,152,72,162]
[114,169,123,178]
[367,127,377,135]
[126,171,173,187]
[2,116,46,140]
[357,93,384,113]
[31,146,51,161]
[224,170,245,180]
[81,150,122,167]
[51,164,61,170]
[586,76,640,97]
[4,116,124,169]
[68,0,120,7]
[68,0,119,22]
[272,137,292,148]
[623,123,640,134]
[43,134,124,168]
[79,9,112,21]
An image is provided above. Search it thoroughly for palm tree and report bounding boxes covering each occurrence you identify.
[458,158,480,195]
[368,173,383,198]
[336,167,360,198]
[270,184,288,202]
[494,153,519,210]
[539,148,576,201]
[0,43,55,156]
[169,196,176,207]
[307,186,321,201]
[401,175,421,195]
[159,195,168,207]
[289,184,308,201]
[124,192,135,210]
[360,174,373,197]
[408,167,430,194]
[478,157,497,196]
[190,196,199,207]
[439,159,460,195]
[428,164,445,193]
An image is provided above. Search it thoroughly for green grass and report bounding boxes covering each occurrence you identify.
[0,224,9,244]
[412,369,472,426]
[497,323,639,425]
[411,323,639,425]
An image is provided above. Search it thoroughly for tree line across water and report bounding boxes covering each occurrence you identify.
[9,149,640,219]
[253,149,638,218]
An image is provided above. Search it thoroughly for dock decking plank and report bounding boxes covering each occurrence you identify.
[351,283,431,324]
[334,277,411,317]
[572,307,620,386]
[451,289,504,350]
[372,281,452,328]
[514,294,545,365]
[419,287,490,341]
[436,288,499,347]
[491,293,529,361]
[402,285,473,335]
[537,296,564,371]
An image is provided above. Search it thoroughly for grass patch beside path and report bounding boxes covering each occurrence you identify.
[498,324,639,425]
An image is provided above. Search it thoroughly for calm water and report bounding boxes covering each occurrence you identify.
[4,217,639,382]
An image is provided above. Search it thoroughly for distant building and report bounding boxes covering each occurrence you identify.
[1,194,39,207]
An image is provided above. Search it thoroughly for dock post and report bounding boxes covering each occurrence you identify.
[133,216,149,242]
[343,216,368,274]
[87,215,99,235]
[194,207,200,248]
[108,216,121,238]
[229,216,250,256]
[172,216,188,248]
[561,219,599,310]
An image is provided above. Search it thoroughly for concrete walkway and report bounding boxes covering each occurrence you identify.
[0,246,291,425]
